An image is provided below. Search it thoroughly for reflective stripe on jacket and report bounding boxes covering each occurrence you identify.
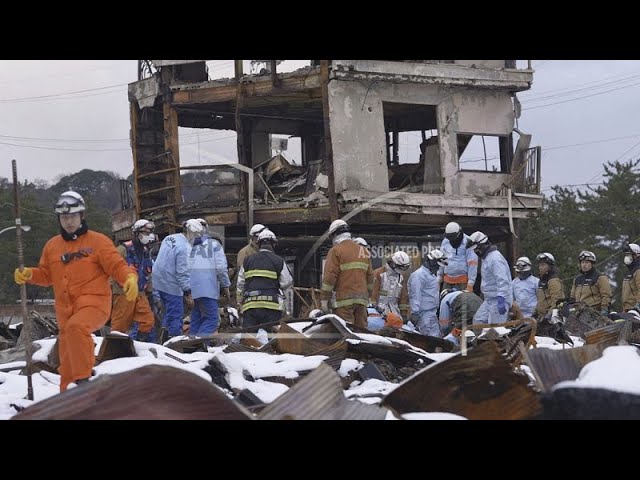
[321,239,373,307]
[237,249,293,312]
[29,230,134,319]
[438,235,478,286]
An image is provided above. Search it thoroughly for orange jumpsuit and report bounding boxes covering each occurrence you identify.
[110,243,154,335]
[28,230,134,391]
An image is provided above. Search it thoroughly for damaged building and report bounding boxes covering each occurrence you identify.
[115,60,541,315]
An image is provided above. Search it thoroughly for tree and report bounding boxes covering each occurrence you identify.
[521,159,640,310]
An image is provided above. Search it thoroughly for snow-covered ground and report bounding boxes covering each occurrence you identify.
[0,327,637,420]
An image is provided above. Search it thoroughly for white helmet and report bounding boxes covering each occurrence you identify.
[328,219,349,236]
[353,237,368,247]
[514,256,532,272]
[625,243,640,255]
[536,252,555,265]
[183,219,205,235]
[249,224,266,237]
[427,248,448,267]
[578,250,596,262]
[467,231,488,251]
[55,191,86,214]
[132,219,155,233]
[390,251,411,270]
[257,228,277,245]
[444,222,462,241]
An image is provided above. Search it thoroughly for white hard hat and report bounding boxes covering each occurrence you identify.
[328,219,349,236]
[626,243,640,255]
[132,219,155,232]
[257,228,277,244]
[55,191,86,214]
[578,250,596,262]
[514,256,532,272]
[353,237,368,247]
[536,252,555,265]
[467,231,488,251]
[444,222,462,241]
[427,248,448,267]
[183,219,205,234]
[391,251,411,269]
[250,224,266,236]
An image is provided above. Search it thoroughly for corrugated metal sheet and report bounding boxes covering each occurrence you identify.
[381,341,541,420]
[585,322,626,348]
[522,343,605,393]
[13,365,253,420]
[258,363,387,420]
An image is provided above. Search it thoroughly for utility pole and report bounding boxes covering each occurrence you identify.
[12,159,34,401]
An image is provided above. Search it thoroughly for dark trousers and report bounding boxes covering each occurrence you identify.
[242,309,282,329]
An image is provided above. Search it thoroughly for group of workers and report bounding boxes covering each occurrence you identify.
[12,190,640,392]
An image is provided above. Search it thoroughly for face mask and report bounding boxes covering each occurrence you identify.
[624,255,633,266]
[139,233,155,245]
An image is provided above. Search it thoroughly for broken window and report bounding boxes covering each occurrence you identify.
[457,134,513,174]
[382,102,442,193]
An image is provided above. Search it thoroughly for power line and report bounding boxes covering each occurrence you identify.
[522,69,640,102]
[523,79,640,111]
[0,83,129,103]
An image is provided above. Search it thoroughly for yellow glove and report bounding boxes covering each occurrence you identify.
[14,267,33,285]
[123,273,139,302]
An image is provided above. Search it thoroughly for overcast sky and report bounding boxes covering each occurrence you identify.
[1,60,639,195]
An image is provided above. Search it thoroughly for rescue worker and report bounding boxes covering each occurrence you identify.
[467,231,512,324]
[438,222,478,293]
[196,217,223,243]
[153,219,203,339]
[230,223,266,302]
[110,219,158,342]
[237,229,293,328]
[14,191,138,391]
[438,288,483,344]
[189,220,231,336]
[237,224,266,273]
[569,250,612,315]
[533,252,565,320]
[320,219,374,328]
[511,256,539,319]
[408,248,447,337]
[371,251,411,320]
[621,243,640,311]
[438,288,483,334]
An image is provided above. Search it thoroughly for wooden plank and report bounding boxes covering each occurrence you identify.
[320,60,338,220]
[162,94,182,228]
[172,73,322,105]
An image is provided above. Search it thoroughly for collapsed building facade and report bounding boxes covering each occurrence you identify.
[114,60,542,315]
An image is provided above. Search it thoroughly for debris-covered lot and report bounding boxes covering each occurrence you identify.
[1,312,640,420]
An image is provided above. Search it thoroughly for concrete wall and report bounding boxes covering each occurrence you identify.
[442,90,515,195]
[455,60,506,69]
[328,78,516,197]
[327,80,389,192]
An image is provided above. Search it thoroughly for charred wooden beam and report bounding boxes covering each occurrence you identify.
[320,60,338,220]
[172,72,321,105]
